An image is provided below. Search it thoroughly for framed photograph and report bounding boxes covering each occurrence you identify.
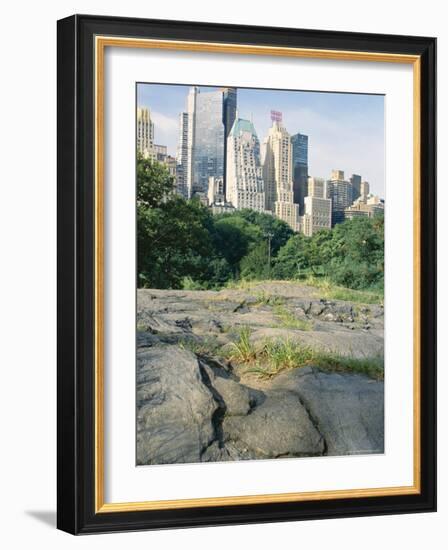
[57,14,436,534]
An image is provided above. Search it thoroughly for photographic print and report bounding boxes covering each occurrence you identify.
[136,83,385,466]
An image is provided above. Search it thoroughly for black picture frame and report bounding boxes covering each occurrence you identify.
[57,14,436,534]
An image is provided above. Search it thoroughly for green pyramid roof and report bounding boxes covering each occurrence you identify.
[229,118,257,137]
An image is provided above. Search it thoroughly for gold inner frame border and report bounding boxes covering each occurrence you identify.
[94,35,421,514]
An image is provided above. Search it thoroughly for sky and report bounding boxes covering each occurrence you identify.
[137,83,385,198]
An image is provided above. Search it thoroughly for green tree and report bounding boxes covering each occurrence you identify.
[240,241,271,280]
[212,216,262,275]
[272,216,384,290]
[272,233,310,279]
[306,229,335,276]
[328,215,384,289]
[227,209,294,253]
[137,152,175,208]
[136,149,384,292]
[138,197,218,289]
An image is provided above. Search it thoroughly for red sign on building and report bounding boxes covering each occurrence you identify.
[270,110,283,123]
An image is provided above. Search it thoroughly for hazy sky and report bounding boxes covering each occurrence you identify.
[137,83,385,197]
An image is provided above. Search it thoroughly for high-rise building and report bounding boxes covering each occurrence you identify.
[208,176,225,206]
[302,196,332,236]
[176,112,189,198]
[183,87,225,198]
[360,180,370,201]
[153,144,167,162]
[137,107,155,157]
[275,201,301,232]
[185,87,197,198]
[350,174,362,201]
[345,195,384,219]
[291,132,309,213]
[331,169,345,181]
[226,118,266,212]
[307,176,329,199]
[222,88,237,194]
[222,88,237,138]
[262,114,300,231]
[366,194,384,216]
[164,155,177,178]
[327,169,352,226]
[211,202,236,215]
[193,89,225,196]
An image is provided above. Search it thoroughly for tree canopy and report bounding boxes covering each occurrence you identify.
[137,156,384,291]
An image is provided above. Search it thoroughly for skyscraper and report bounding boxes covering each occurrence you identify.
[185,87,197,198]
[327,169,352,226]
[222,88,237,138]
[345,195,384,219]
[183,87,225,198]
[307,176,329,199]
[360,180,370,201]
[262,113,300,231]
[302,196,332,236]
[350,174,362,202]
[194,89,225,196]
[291,132,309,213]
[226,118,265,212]
[137,107,154,157]
[176,112,189,198]
[207,176,225,206]
[153,144,168,162]
[301,176,332,236]
[222,88,237,193]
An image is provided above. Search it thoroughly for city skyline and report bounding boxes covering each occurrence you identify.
[137,83,385,198]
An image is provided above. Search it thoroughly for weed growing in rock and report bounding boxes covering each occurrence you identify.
[273,305,313,330]
[244,337,383,380]
[178,337,222,358]
[252,290,285,307]
[224,326,257,364]
[179,326,383,381]
[303,276,383,305]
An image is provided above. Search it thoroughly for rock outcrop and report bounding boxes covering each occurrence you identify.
[271,367,384,455]
[136,282,384,465]
[137,282,384,358]
[137,345,217,465]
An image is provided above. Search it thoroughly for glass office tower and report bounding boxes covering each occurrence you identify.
[191,88,225,196]
[291,132,309,214]
[222,88,237,193]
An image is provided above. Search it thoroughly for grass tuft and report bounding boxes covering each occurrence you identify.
[303,276,383,305]
[179,331,383,381]
[178,337,222,357]
[273,305,313,330]
[245,337,383,380]
[224,279,256,291]
[181,276,207,291]
[251,290,285,307]
[224,326,257,364]
[312,352,384,380]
